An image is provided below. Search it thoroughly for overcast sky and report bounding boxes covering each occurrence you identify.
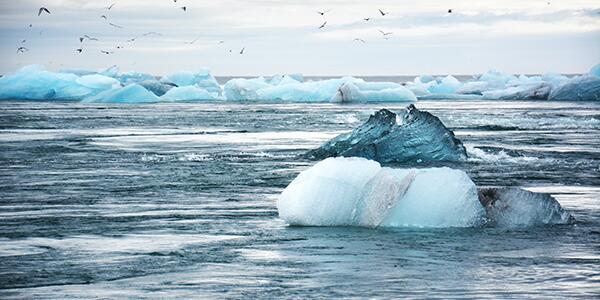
[0,0,599,76]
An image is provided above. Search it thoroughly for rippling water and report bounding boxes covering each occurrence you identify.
[0,100,599,299]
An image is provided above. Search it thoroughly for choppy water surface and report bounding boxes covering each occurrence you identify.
[0,100,599,299]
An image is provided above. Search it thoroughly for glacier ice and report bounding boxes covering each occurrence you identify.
[331,82,417,103]
[548,75,600,101]
[278,157,574,228]
[139,80,175,97]
[160,85,218,101]
[0,65,94,100]
[482,82,552,100]
[83,84,159,103]
[76,74,121,91]
[305,105,467,163]
[277,157,485,228]
[161,70,221,95]
[590,63,600,77]
[427,75,462,94]
[478,187,574,228]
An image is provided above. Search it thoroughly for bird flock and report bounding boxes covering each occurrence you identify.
[317,7,454,43]
[19,2,243,56]
[20,3,458,56]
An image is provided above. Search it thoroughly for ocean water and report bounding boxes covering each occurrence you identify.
[0,100,599,299]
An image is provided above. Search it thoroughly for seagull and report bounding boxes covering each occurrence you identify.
[378,29,393,36]
[29,24,33,28]
[76,48,83,53]
[353,38,366,43]
[379,9,388,16]
[218,40,225,44]
[126,37,137,42]
[142,32,162,37]
[101,15,108,20]
[106,3,116,10]
[448,9,453,13]
[17,46,29,53]
[318,21,327,29]
[317,9,331,16]
[363,17,371,21]
[185,37,200,44]
[100,50,114,54]
[181,6,187,11]
[38,7,51,16]
[21,39,26,43]
[240,47,245,54]
[109,22,123,28]
[83,34,99,41]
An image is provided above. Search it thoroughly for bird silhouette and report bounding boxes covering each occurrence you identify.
[353,38,366,43]
[363,18,371,21]
[109,22,123,28]
[101,15,108,20]
[17,46,29,53]
[38,7,51,16]
[317,9,331,16]
[185,37,200,44]
[181,6,187,11]
[240,47,245,54]
[319,21,327,29]
[448,9,453,13]
[76,48,83,53]
[106,3,116,10]
[379,9,388,16]
[378,29,393,36]
[100,50,114,55]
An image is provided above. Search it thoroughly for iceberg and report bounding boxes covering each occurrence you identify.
[590,63,600,77]
[160,85,218,101]
[277,157,485,227]
[278,157,574,228]
[0,65,94,100]
[427,75,462,94]
[305,105,467,163]
[223,77,271,101]
[548,75,600,101]
[331,82,417,103]
[161,70,221,94]
[83,84,159,103]
[139,80,175,97]
[76,74,121,91]
[478,187,574,228]
[482,82,552,100]
[116,72,156,85]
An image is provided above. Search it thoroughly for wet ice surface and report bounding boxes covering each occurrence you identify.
[0,101,599,299]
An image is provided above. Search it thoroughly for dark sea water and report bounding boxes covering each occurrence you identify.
[0,100,599,299]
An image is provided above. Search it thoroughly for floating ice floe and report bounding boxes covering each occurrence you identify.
[278,157,484,228]
[161,70,221,95]
[305,105,467,163]
[160,85,219,101]
[278,157,574,228]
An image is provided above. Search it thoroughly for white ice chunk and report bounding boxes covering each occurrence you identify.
[331,82,417,103]
[277,157,485,228]
[589,63,600,77]
[76,74,121,91]
[427,75,462,94]
[223,77,271,101]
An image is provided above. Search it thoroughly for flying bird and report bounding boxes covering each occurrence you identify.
[38,7,51,16]
[100,50,114,55]
[108,22,123,28]
[448,9,453,13]
[29,24,33,28]
[21,39,26,43]
[76,48,83,53]
[317,9,331,16]
[363,17,371,21]
[181,6,187,11]
[142,32,162,37]
[353,38,366,43]
[185,37,200,44]
[101,15,108,20]
[106,3,116,10]
[318,21,327,29]
[240,47,245,54]
[17,46,29,53]
[83,35,99,41]
[126,37,137,42]
[378,29,393,36]
[379,9,388,16]
[218,40,225,44]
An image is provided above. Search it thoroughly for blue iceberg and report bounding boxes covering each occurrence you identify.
[161,70,221,95]
[83,84,159,103]
[160,86,219,101]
